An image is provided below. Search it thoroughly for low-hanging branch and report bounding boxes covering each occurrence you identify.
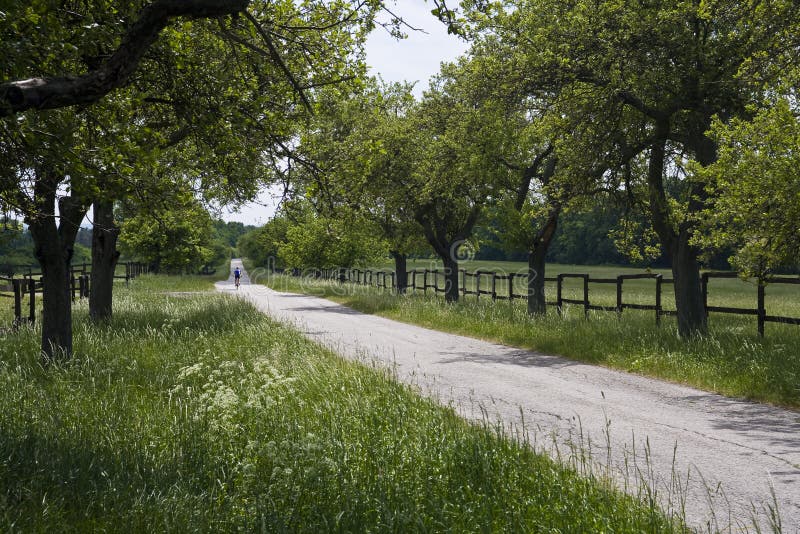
[0,0,250,117]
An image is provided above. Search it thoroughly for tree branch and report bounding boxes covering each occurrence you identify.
[0,0,250,117]
[243,11,313,113]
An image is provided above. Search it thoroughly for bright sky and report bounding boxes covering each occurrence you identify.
[222,3,470,226]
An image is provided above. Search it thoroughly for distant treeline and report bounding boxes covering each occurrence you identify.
[0,218,255,276]
[473,205,734,270]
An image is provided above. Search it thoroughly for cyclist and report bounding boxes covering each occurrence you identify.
[234,266,241,289]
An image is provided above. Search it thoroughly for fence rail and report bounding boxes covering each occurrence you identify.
[298,267,800,337]
[1,262,149,327]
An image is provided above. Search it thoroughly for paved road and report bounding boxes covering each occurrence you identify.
[218,261,800,533]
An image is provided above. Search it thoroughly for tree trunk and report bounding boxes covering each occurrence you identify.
[29,216,73,359]
[647,121,707,337]
[671,234,707,337]
[526,212,559,316]
[27,182,86,360]
[391,251,408,294]
[527,247,547,316]
[90,200,120,321]
[442,255,459,303]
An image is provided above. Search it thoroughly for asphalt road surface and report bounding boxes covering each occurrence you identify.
[219,260,800,533]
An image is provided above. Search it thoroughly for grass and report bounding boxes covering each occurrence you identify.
[0,274,683,532]
[256,264,800,409]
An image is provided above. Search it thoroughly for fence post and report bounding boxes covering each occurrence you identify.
[616,275,623,318]
[583,274,589,319]
[28,278,35,323]
[757,281,766,337]
[655,275,662,327]
[476,272,481,300]
[556,274,563,316]
[509,273,515,301]
[460,269,466,296]
[423,270,428,294]
[491,272,497,301]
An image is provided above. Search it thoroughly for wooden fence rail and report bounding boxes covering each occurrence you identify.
[1,262,149,327]
[300,267,800,337]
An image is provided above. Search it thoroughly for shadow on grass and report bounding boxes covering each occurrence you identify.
[0,422,219,530]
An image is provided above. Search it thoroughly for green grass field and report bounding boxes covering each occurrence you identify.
[0,273,682,532]
[255,260,800,409]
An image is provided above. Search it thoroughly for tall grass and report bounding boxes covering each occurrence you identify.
[260,273,800,408]
[0,275,681,531]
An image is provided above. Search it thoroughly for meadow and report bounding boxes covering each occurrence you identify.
[256,260,800,408]
[0,273,682,532]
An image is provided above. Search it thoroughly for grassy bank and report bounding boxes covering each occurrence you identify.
[0,274,680,531]
[258,271,800,409]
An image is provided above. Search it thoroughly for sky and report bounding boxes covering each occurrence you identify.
[221,3,471,227]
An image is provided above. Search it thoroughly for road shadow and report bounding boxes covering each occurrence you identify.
[284,304,363,316]
[686,395,800,450]
[436,348,581,369]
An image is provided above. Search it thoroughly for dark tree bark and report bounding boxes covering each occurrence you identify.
[647,121,708,337]
[509,151,560,317]
[526,211,559,316]
[442,256,460,303]
[416,204,482,304]
[26,173,87,360]
[391,251,408,294]
[0,0,250,117]
[90,200,120,321]
[670,235,706,336]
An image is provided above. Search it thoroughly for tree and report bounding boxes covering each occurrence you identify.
[410,64,511,302]
[290,80,429,291]
[278,205,386,272]
[119,193,217,274]
[695,98,800,278]
[468,0,800,336]
[237,215,290,270]
[1,0,383,357]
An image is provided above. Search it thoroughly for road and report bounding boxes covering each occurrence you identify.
[219,260,800,532]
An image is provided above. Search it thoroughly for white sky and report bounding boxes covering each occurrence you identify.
[222,3,470,226]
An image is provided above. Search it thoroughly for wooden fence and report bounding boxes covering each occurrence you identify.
[0,262,149,327]
[310,267,800,337]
